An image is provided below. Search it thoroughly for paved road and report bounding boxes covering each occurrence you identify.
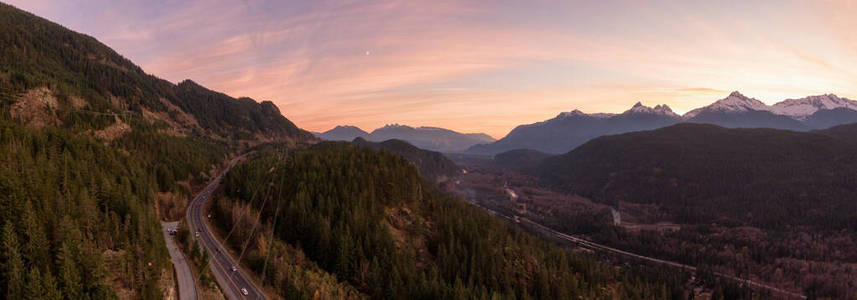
[161,221,197,300]
[186,156,266,300]
[472,203,806,299]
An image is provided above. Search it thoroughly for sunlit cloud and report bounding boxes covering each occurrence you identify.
[7,0,857,138]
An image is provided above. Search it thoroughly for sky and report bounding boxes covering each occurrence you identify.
[8,0,857,138]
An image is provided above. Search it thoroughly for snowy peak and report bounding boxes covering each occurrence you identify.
[624,102,679,117]
[771,94,857,119]
[558,102,678,119]
[557,109,616,119]
[378,123,412,130]
[558,109,588,118]
[684,91,769,119]
[653,105,676,115]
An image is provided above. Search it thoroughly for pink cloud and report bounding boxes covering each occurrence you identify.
[7,0,857,137]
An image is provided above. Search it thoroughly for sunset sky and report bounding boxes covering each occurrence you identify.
[9,0,857,138]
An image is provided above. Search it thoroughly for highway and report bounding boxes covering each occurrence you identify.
[186,155,266,300]
[472,203,807,299]
[161,221,197,300]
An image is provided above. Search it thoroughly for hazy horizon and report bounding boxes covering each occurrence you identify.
[8,0,857,138]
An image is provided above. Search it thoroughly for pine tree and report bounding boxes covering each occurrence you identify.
[41,270,63,300]
[25,268,45,300]
[2,222,24,300]
[57,241,82,299]
[22,201,50,271]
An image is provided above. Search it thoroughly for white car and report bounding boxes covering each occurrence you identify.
[241,288,248,295]
[231,265,237,272]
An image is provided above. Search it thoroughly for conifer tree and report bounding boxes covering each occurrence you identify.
[2,222,24,300]
[22,201,50,271]
[25,268,44,300]
[57,241,82,299]
[41,270,63,300]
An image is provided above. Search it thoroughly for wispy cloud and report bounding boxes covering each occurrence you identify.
[7,0,857,137]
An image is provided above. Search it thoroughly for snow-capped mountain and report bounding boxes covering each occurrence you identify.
[770,94,857,120]
[682,91,806,130]
[625,102,680,117]
[469,91,857,155]
[558,109,615,119]
[683,91,857,120]
[683,91,770,119]
[557,101,678,119]
[680,91,857,130]
[468,102,681,155]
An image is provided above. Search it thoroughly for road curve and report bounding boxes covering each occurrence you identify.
[186,155,266,300]
[161,221,197,300]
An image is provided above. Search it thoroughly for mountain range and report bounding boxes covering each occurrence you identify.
[468,101,682,154]
[469,91,857,154]
[315,124,494,152]
[4,2,856,298]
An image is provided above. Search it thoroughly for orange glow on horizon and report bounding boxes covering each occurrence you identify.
[8,0,857,138]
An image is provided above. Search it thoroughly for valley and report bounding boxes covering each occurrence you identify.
[2,1,857,300]
[448,124,857,299]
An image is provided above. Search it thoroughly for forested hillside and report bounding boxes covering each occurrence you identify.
[352,137,460,183]
[540,123,857,230]
[0,119,187,299]
[0,2,311,143]
[0,2,312,297]
[211,143,691,299]
[536,123,857,298]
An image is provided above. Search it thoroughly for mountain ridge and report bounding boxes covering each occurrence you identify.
[468,91,857,155]
[468,101,682,154]
[315,123,495,152]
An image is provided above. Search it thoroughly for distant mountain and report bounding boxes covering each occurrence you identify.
[315,125,368,141]
[685,92,857,130]
[538,122,857,230]
[684,92,807,130]
[470,92,857,155]
[467,102,681,155]
[771,94,857,120]
[352,137,459,182]
[316,124,494,152]
[683,91,770,118]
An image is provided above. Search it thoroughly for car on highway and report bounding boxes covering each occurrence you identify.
[231,265,237,272]
[241,288,248,295]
